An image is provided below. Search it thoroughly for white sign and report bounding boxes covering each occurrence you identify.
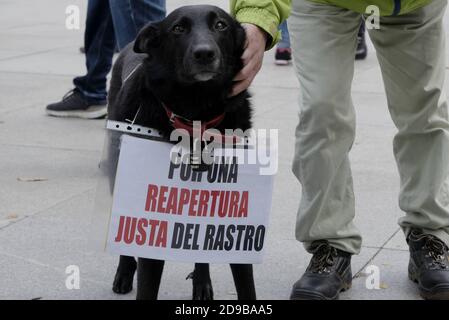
[106,135,275,264]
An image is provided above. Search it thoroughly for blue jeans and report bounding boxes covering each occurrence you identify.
[358,20,365,36]
[74,0,166,103]
[277,21,291,49]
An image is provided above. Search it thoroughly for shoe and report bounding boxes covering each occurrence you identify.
[290,241,352,300]
[275,48,292,65]
[355,34,367,60]
[46,89,107,119]
[408,229,449,300]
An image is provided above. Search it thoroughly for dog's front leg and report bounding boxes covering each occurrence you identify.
[188,263,214,300]
[112,255,137,294]
[136,258,165,300]
[230,264,256,300]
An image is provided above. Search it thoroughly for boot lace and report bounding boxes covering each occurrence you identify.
[62,89,78,102]
[413,233,449,270]
[308,241,339,274]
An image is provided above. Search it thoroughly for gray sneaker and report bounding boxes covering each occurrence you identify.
[46,89,107,119]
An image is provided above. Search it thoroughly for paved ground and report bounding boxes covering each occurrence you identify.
[1,0,449,300]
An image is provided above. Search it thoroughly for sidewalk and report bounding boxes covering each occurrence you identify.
[1,0,448,300]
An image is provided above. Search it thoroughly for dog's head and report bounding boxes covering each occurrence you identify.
[134,5,246,87]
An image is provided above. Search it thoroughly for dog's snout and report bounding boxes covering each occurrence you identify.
[193,45,217,64]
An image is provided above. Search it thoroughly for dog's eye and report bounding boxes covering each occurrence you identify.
[172,25,186,34]
[214,21,228,31]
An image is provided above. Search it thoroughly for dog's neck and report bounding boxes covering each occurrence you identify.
[131,68,249,136]
[147,78,233,120]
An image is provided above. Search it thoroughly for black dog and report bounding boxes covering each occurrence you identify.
[107,5,255,300]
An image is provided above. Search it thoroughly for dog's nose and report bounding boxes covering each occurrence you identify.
[193,45,217,65]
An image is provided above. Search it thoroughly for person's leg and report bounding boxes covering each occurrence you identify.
[355,20,367,60]
[131,0,166,33]
[46,0,166,119]
[368,0,449,299]
[278,21,291,49]
[75,0,166,101]
[109,0,166,50]
[290,0,363,256]
[288,0,362,300]
[368,0,449,247]
[74,0,115,103]
[275,21,292,65]
[46,0,115,118]
[358,20,365,36]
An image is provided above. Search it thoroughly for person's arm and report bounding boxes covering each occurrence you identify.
[231,0,291,49]
[230,0,292,96]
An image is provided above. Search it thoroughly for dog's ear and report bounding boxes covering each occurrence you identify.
[134,23,161,54]
[234,23,247,56]
[230,23,247,76]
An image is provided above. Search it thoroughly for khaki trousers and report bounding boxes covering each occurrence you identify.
[289,0,449,254]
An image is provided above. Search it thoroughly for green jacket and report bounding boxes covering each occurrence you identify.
[230,0,292,48]
[313,0,433,16]
[231,0,433,48]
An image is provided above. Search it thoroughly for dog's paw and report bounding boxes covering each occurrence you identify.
[193,282,214,300]
[112,261,137,294]
[187,272,214,300]
[112,272,134,294]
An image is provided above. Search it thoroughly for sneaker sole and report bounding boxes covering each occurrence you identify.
[275,60,291,66]
[355,52,367,60]
[290,281,352,300]
[409,264,449,300]
[355,47,367,60]
[46,105,107,119]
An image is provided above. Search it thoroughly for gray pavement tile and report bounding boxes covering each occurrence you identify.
[353,92,392,127]
[0,190,133,300]
[0,0,85,30]
[0,144,98,223]
[352,65,387,95]
[0,72,75,113]
[0,50,32,61]
[383,229,409,251]
[0,105,106,151]
[3,24,83,39]
[344,248,420,300]
[0,35,77,60]
[251,86,298,119]
[252,62,299,90]
[0,49,85,76]
[0,251,133,300]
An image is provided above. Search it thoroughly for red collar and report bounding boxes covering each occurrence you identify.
[163,103,225,134]
[163,104,240,144]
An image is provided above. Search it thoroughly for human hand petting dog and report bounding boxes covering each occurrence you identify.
[231,23,268,96]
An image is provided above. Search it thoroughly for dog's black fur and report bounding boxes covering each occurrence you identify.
[107,5,255,300]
